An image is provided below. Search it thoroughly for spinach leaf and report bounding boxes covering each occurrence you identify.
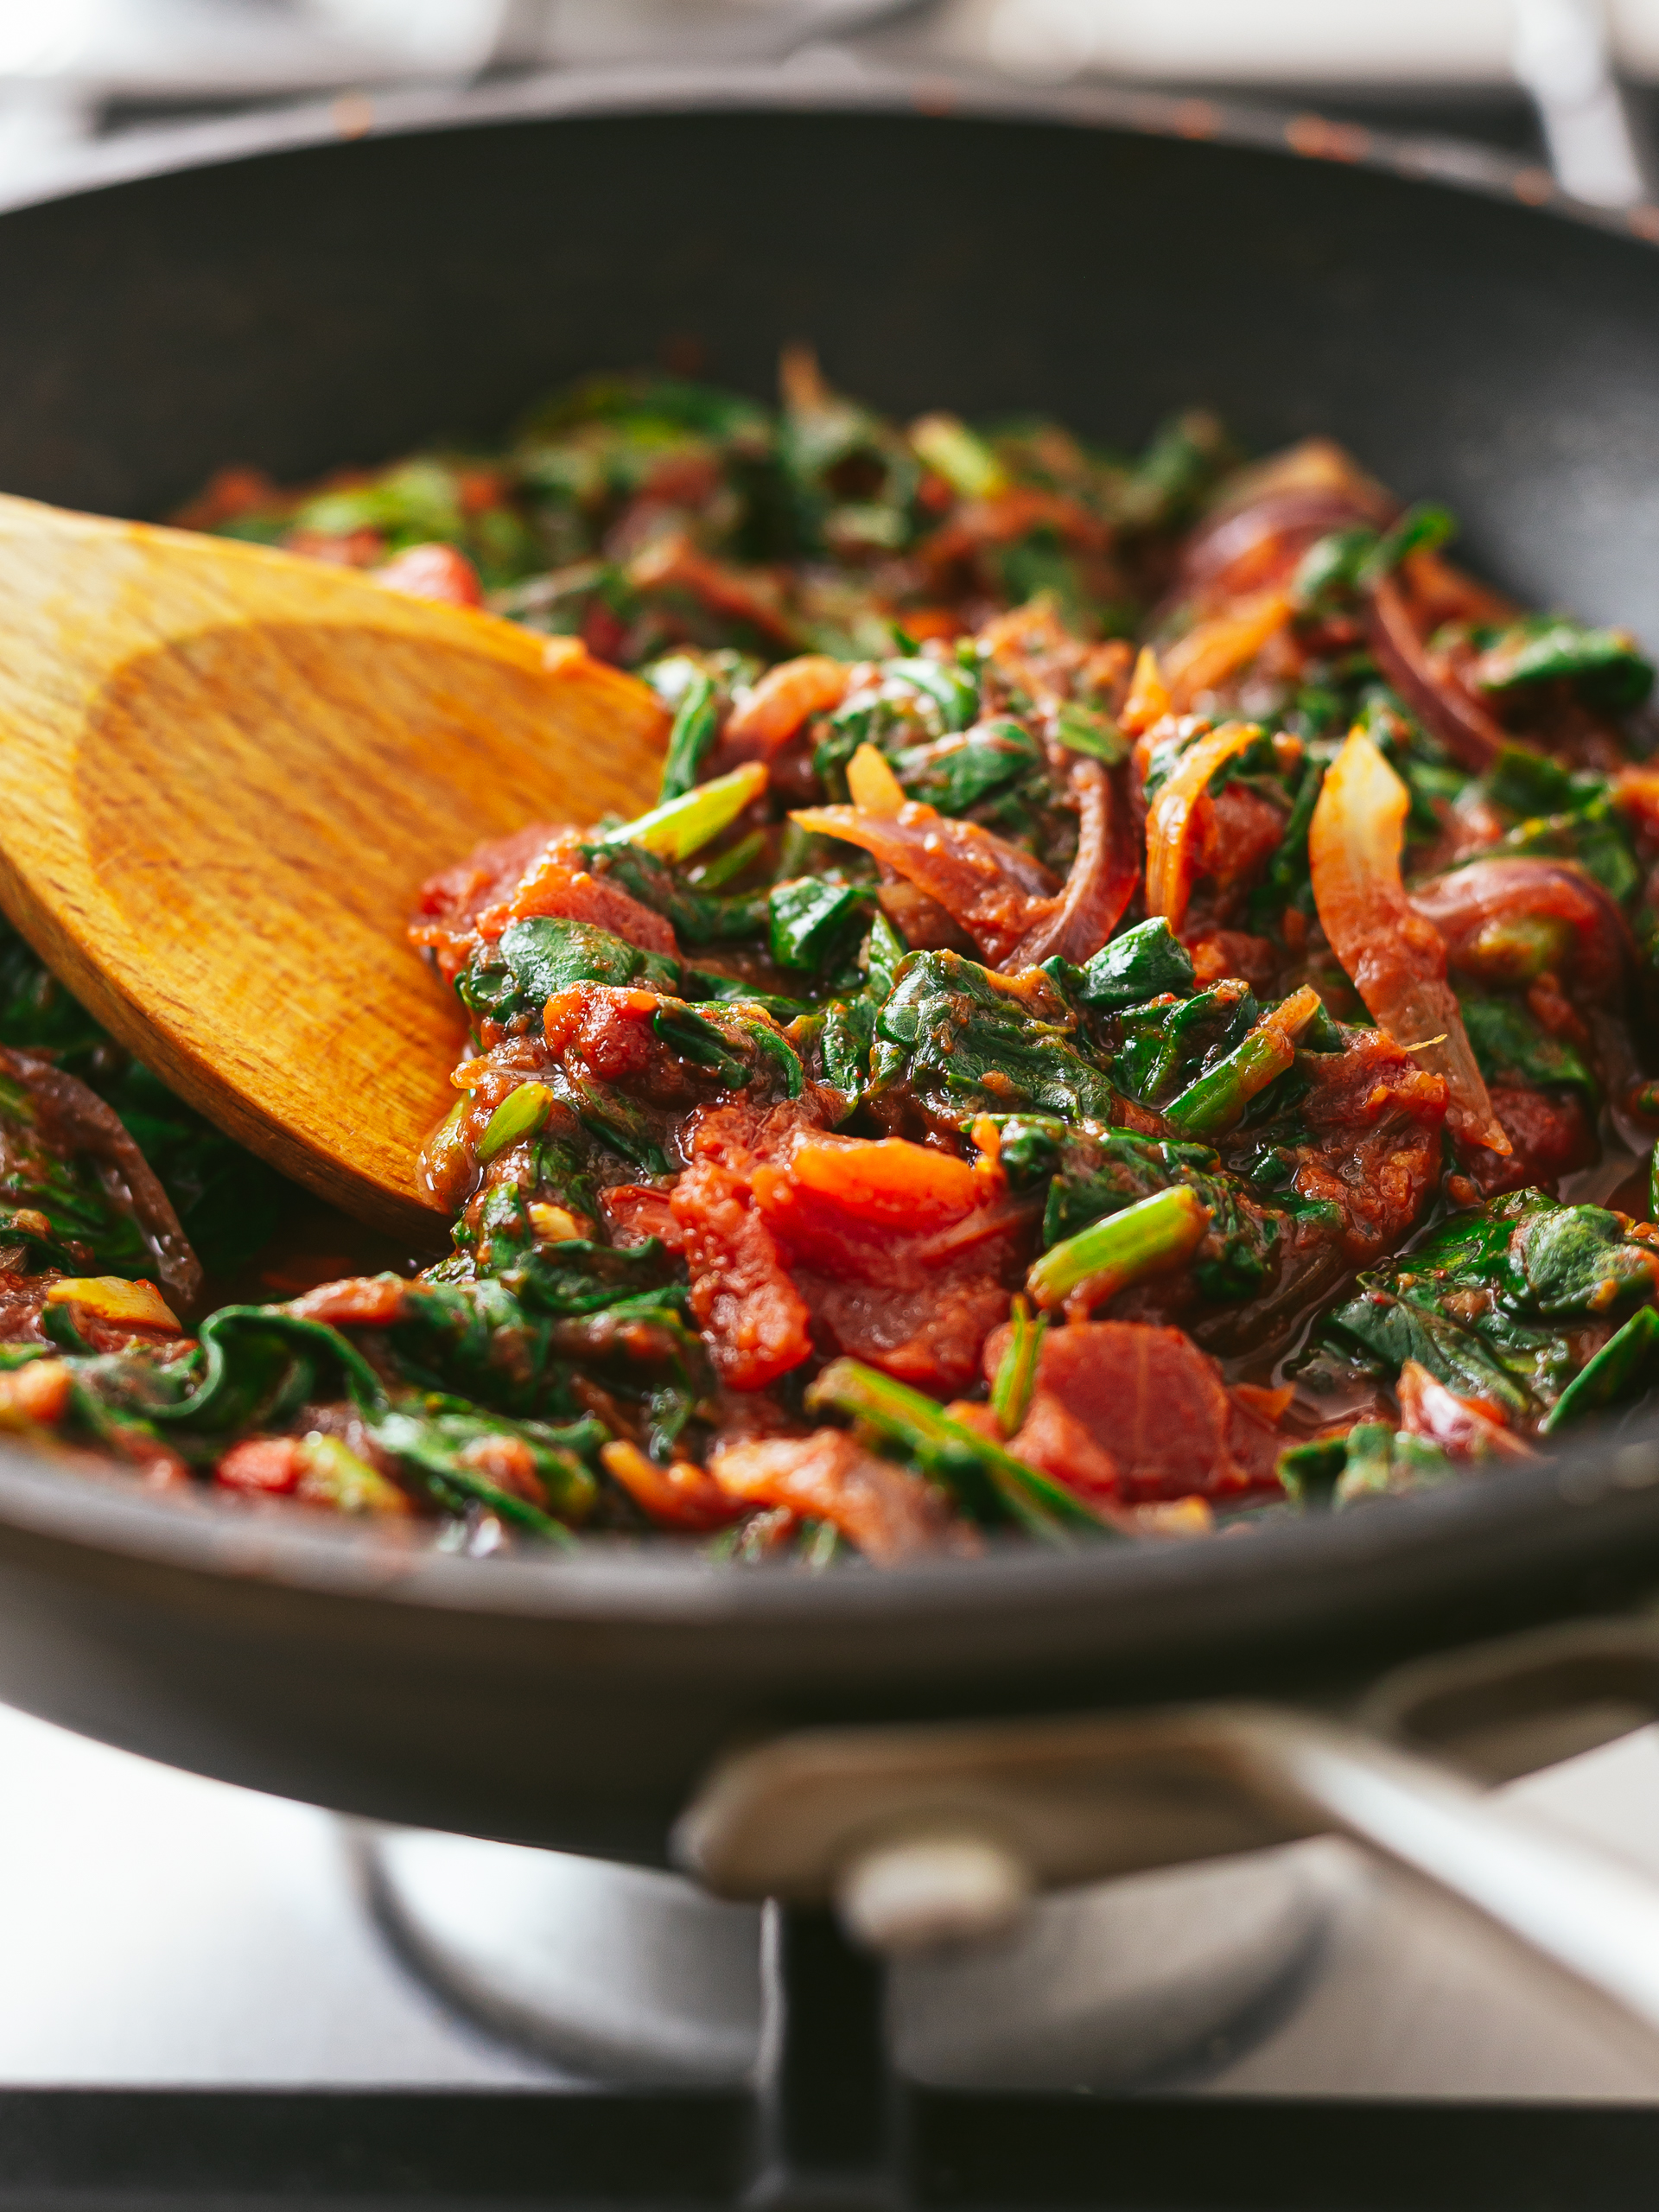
[1116,410,1235,531]
[1109,981,1261,1112]
[1291,527,1376,613]
[482,1217,683,1319]
[1326,1288,1534,1417]
[1249,756,1327,928]
[652,1001,753,1086]
[1459,993,1596,1100]
[1319,1191,1659,1426]
[369,1406,590,1540]
[768,879,875,972]
[153,1305,389,1430]
[463,917,682,1025]
[540,1065,674,1177]
[820,992,877,1093]
[1052,704,1128,766]
[1475,617,1654,711]
[1481,743,1578,820]
[657,667,720,802]
[885,656,980,733]
[893,721,1041,813]
[0,920,283,1274]
[575,842,768,946]
[1475,790,1641,905]
[871,951,1119,1123]
[989,1113,1281,1303]
[1360,502,1455,585]
[1332,1422,1458,1507]
[1046,917,1196,1014]
[1543,1305,1659,1431]
[1517,1203,1659,1317]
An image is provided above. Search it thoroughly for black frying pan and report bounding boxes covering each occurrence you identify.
[1,73,1658,1904]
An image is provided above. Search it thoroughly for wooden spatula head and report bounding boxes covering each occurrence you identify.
[0,496,668,1241]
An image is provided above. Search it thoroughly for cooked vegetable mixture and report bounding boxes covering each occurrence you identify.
[6,355,1659,1562]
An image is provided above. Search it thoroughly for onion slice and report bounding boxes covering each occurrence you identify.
[1368,575,1506,770]
[1144,720,1263,931]
[1308,732,1509,1155]
[1,1047,203,1305]
[1178,486,1385,593]
[1410,855,1631,1005]
[1005,760,1137,970]
[790,798,1057,968]
[721,655,849,765]
[1160,588,1293,712]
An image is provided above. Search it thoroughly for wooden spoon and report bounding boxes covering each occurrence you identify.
[0,494,669,1243]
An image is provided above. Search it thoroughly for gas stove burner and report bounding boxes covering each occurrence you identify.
[356,1829,764,2086]
[354,1827,1351,2090]
[890,1844,1351,2091]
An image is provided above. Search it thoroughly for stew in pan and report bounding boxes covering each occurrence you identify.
[2,355,1656,1565]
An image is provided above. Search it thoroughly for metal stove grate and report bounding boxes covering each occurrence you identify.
[3,1914,1658,2210]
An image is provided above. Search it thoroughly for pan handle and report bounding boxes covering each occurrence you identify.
[1512,0,1650,207]
[675,1688,1659,2057]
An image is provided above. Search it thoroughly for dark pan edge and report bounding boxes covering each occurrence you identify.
[6,57,1658,248]
[0,1421,1656,1667]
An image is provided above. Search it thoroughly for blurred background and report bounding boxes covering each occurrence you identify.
[3,0,1659,213]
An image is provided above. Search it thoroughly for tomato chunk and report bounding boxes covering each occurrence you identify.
[985,1319,1281,1505]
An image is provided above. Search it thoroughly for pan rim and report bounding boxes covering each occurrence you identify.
[4,53,1657,245]
[0,67,1656,1632]
[0,1406,1655,1631]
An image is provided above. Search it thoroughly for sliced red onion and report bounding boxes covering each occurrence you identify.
[1179,488,1382,592]
[788,800,1057,968]
[1369,575,1506,771]
[3,1048,201,1306]
[1003,760,1137,970]
[1410,855,1632,1004]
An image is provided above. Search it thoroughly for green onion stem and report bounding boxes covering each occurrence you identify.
[989,1295,1046,1437]
[1162,985,1323,1138]
[805,1357,1109,1541]
[477,1082,553,1163]
[909,412,1008,500]
[1027,1184,1209,1314]
[1542,1301,1659,1433]
[688,829,767,892]
[1052,704,1128,766]
[657,670,719,804]
[606,762,769,861]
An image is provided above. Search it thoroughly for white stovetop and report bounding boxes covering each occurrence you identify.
[3,1695,1659,2098]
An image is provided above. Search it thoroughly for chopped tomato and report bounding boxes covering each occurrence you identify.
[671,1106,816,1391]
[711,1429,977,1562]
[218,1436,307,1495]
[475,843,677,957]
[288,1274,408,1327]
[755,1132,985,1230]
[721,656,849,763]
[0,1359,72,1427]
[1465,1085,1599,1199]
[372,542,484,607]
[985,1319,1283,1505]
